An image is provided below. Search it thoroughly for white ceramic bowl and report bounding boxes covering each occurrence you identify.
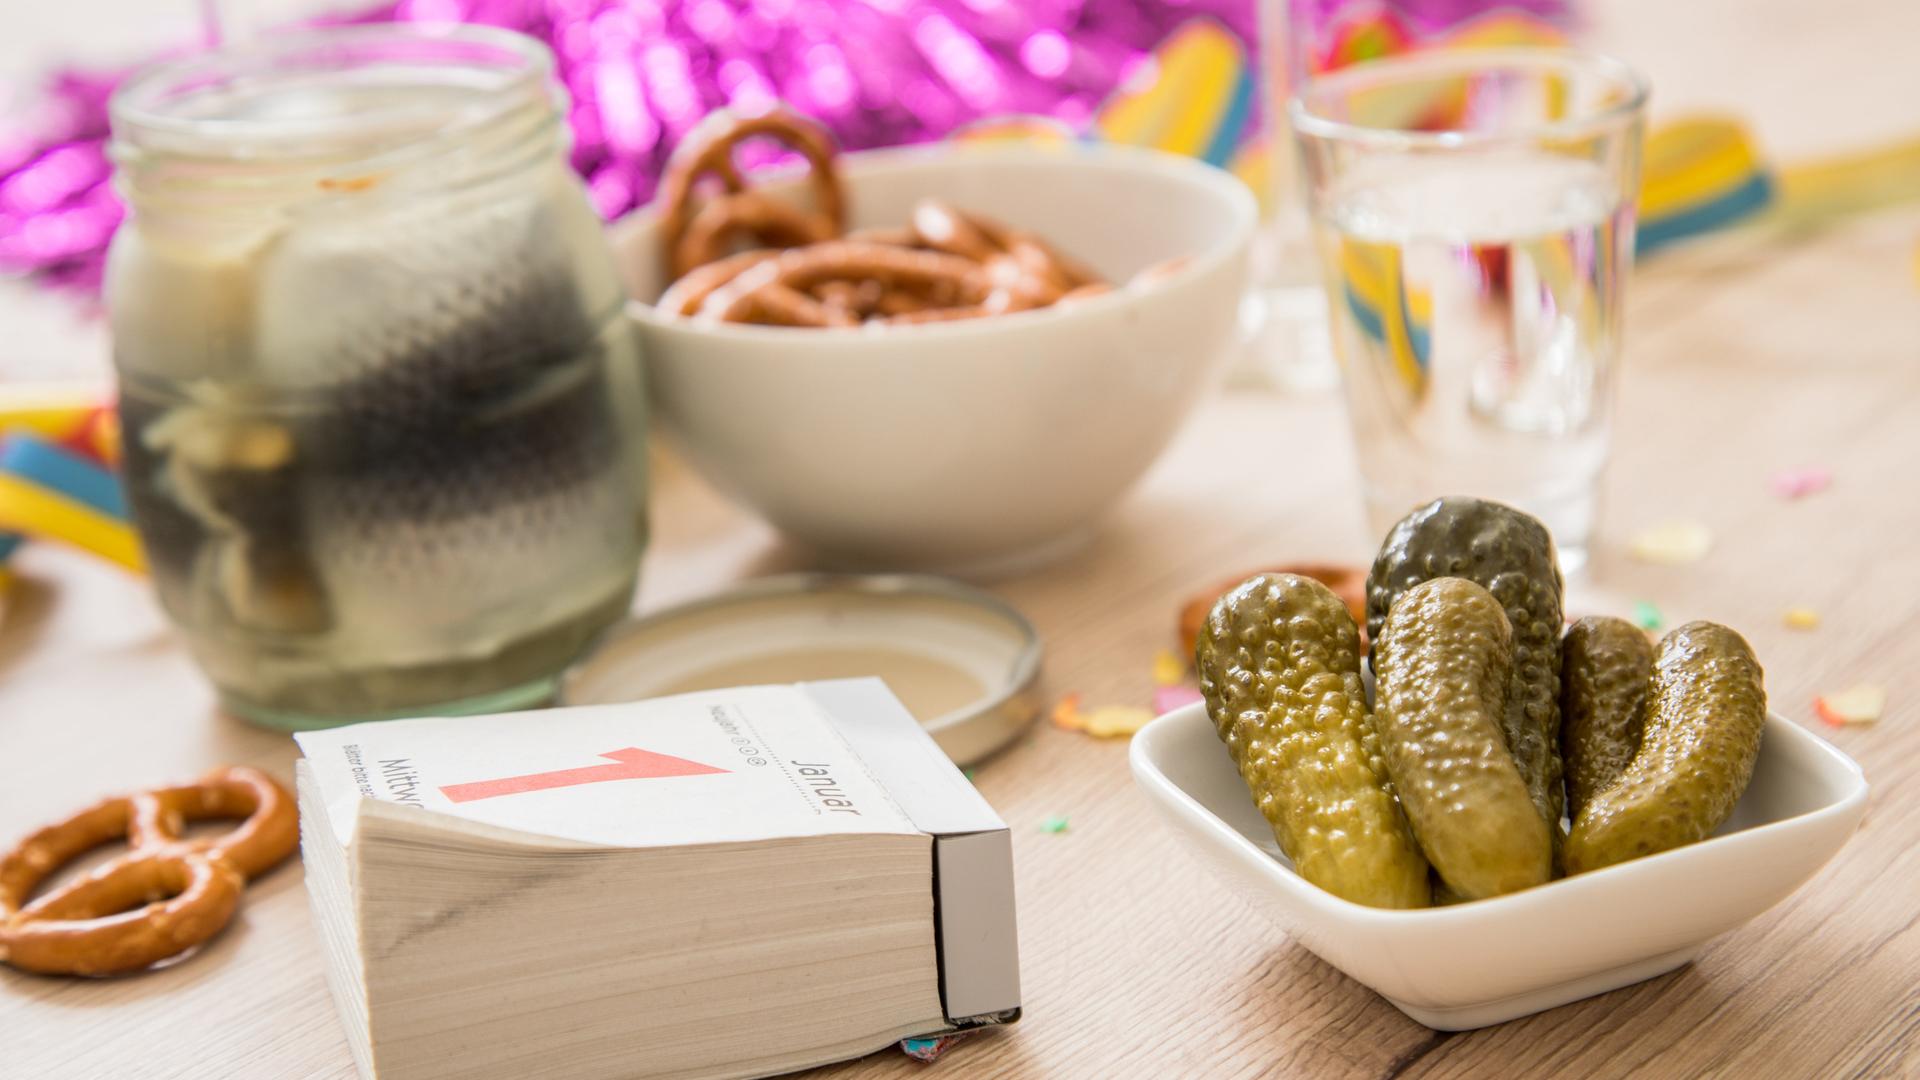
[610,143,1255,576]
[1130,702,1868,1030]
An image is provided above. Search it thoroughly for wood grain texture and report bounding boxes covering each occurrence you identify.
[5,2,1920,1077]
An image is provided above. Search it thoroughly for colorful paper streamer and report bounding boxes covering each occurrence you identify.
[0,433,142,572]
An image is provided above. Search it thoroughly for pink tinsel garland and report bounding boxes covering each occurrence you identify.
[0,0,1260,297]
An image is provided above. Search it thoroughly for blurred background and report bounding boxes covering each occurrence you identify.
[4,0,1917,381]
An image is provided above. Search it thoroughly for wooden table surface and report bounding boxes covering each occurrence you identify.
[4,3,1919,1078]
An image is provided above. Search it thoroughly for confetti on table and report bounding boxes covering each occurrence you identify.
[1632,600,1665,631]
[1769,466,1832,500]
[1084,705,1154,738]
[1815,684,1886,727]
[1039,814,1071,834]
[1050,693,1085,731]
[1151,648,1187,686]
[900,1032,972,1062]
[1152,684,1204,715]
[1628,521,1714,565]
[963,768,978,781]
[1783,607,1821,630]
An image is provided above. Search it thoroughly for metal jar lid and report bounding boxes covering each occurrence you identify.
[562,573,1043,766]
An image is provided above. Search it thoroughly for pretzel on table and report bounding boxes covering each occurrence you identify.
[0,766,298,976]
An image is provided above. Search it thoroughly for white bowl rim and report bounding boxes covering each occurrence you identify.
[1129,701,1869,925]
[610,140,1260,342]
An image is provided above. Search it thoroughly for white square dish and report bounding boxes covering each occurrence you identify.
[1129,702,1867,1030]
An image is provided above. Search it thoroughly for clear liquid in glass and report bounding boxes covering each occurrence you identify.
[1314,149,1630,569]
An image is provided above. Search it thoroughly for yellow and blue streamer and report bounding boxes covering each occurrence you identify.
[0,433,143,572]
[0,389,141,584]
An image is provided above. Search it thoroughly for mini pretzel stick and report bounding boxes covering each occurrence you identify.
[909,199,1002,262]
[657,250,780,316]
[772,242,991,304]
[670,190,836,280]
[911,199,1103,312]
[656,107,845,276]
[1004,238,1083,296]
[811,279,888,318]
[879,279,1039,326]
[706,242,992,326]
[986,225,1103,292]
[844,226,920,248]
[733,284,857,328]
[696,259,854,327]
[920,200,1106,290]
[874,290,936,316]
[693,258,788,322]
[982,254,1065,307]
[811,280,859,309]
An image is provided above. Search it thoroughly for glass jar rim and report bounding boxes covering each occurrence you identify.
[1289,48,1649,151]
[109,23,557,163]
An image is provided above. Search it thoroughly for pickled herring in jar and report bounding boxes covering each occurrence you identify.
[105,26,648,728]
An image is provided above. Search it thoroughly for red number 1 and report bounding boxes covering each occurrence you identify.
[439,747,729,804]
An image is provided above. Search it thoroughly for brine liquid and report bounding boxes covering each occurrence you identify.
[110,165,648,727]
[1314,151,1631,567]
[117,320,646,728]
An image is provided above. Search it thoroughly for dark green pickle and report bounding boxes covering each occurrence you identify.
[1368,496,1566,836]
[1196,574,1431,909]
[1373,577,1552,899]
[1560,616,1655,819]
[1565,621,1767,874]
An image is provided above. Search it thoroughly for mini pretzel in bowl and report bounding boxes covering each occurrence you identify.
[612,139,1259,572]
[656,106,846,280]
[649,106,1155,331]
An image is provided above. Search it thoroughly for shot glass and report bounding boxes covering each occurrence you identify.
[1291,49,1647,569]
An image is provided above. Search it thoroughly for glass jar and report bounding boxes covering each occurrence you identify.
[106,25,648,729]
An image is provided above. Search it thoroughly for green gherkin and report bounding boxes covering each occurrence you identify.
[1368,497,1566,835]
[1374,577,1552,899]
[1560,616,1656,820]
[1565,622,1767,874]
[1196,573,1431,909]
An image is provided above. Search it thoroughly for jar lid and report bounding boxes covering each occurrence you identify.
[562,574,1043,766]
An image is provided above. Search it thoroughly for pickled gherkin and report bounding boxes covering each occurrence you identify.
[1560,616,1655,819]
[1565,622,1766,874]
[1367,497,1566,835]
[1195,574,1431,909]
[1374,577,1552,899]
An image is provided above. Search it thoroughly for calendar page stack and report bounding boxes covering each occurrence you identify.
[294,679,1020,1080]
